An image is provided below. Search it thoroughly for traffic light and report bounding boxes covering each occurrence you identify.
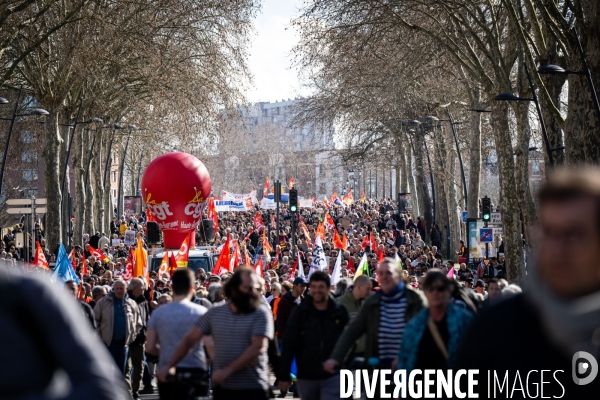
[482,196,491,221]
[289,188,298,213]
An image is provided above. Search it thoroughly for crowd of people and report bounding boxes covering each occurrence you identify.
[3,167,600,400]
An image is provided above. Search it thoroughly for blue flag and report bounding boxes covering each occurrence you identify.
[51,244,79,284]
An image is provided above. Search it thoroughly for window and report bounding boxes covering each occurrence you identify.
[112,189,117,198]
[319,183,326,194]
[21,168,38,182]
[21,151,38,163]
[20,188,38,198]
[20,131,35,143]
[531,161,541,176]
[111,170,117,183]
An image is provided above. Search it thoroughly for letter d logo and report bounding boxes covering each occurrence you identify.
[572,351,598,385]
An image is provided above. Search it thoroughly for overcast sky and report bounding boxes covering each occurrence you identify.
[245,0,308,103]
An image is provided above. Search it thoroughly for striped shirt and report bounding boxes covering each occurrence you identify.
[378,283,407,361]
[195,302,273,390]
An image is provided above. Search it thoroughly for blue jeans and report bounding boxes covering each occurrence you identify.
[107,339,128,375]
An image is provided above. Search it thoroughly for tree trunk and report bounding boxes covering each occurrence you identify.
[515,59,538,250]
[85,129,96,235]
[95,133,106,233]
[43,111,63,252]
[447,147,461,259]
[413,131,432,234]
[432,130,450,258]
[467,88,482,218]
[405,136,420,217]
[73,127,85,247]
[491,100,524,281]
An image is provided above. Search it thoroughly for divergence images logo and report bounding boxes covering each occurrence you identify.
[572,351,598,385]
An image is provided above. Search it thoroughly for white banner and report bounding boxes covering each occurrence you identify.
[222,190,257,204]
[299,199,314,208]
[260,198,277,210]
[215,199,253,212]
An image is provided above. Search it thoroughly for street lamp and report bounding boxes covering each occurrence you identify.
[495,61,563,167]
[537,29,600,125]
[0,90,48,196]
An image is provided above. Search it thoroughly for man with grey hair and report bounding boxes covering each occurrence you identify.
[208,283,225,306]
[94,280,142,381]
[90,285,107,309]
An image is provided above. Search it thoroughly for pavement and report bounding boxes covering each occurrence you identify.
[134,375,300,399]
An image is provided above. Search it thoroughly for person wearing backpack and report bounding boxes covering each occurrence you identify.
[277,271,350,400]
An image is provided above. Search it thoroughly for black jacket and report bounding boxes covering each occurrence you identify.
[275,290,300,339]
[454,294,600,398]
[128,292,149,345]
[278,294,349,381]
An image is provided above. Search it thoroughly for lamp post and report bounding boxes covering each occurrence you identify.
[0,90,48,196]
[495,61,561,166]
[438,108,469,209]
[116,125,137,219]
[538,30,600,125]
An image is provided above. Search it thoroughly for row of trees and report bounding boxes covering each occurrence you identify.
[290,0,600,281]
[0,0,259,250]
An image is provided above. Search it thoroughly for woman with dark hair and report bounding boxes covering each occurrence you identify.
[396,269,473,373]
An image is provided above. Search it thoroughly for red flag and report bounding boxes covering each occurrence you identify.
[232,240,241,270]
[361,234,369,249]
[123,249,135,281]
[254,211,265,232]
[324,212,335,230]
[68,249,77,271]
[87,244,109,263]
[263,176,270,197]
[158,251,169,276]
[271,212,276,229]
[341,232,348,250]
[315,221,325,240]
[370,233,377,251]
[242,228,254,243]
[212,234,232,275]
[208,198,219,231]
[262,229,273,253]
[81,254,88,276]
[175,233,191,268]
[168,251,177,278]
[298,216,311,242]
[347,257,355,274]
[361,189,366,202]
[32,241,49,269]
[146,207,156,222]
[77,282,85,301]
[378,248,385,264]
[254,257,263,278]
[243,247,253,267]
[330,191,337,203]
[344,189,353,205]
[288,177,295,190]
[333,230,344,249]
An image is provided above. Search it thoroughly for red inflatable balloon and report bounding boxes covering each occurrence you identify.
[141,152,211,248]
